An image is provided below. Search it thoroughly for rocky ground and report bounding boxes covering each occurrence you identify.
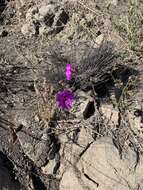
[0,0,143,190]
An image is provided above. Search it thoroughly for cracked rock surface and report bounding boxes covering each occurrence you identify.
[60,137,143,190]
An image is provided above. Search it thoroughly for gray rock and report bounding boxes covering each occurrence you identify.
[21,1,69,36]
[60,137,143,190]
[39,4,55,18]
[71,90,95,119]
[59,126,94,178]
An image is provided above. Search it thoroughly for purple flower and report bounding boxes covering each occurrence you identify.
[56,90,74,110]
[66,64,72,81]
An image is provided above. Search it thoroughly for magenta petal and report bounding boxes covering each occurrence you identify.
[56,90,74,110]
[66,64,72,81]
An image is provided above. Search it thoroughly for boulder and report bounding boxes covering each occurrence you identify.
[60,137,143,190]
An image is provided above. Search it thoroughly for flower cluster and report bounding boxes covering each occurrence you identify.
[56,90,74,110]
[56,64,74,110]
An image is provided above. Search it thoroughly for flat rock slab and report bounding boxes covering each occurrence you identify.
[60,137,143,190]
